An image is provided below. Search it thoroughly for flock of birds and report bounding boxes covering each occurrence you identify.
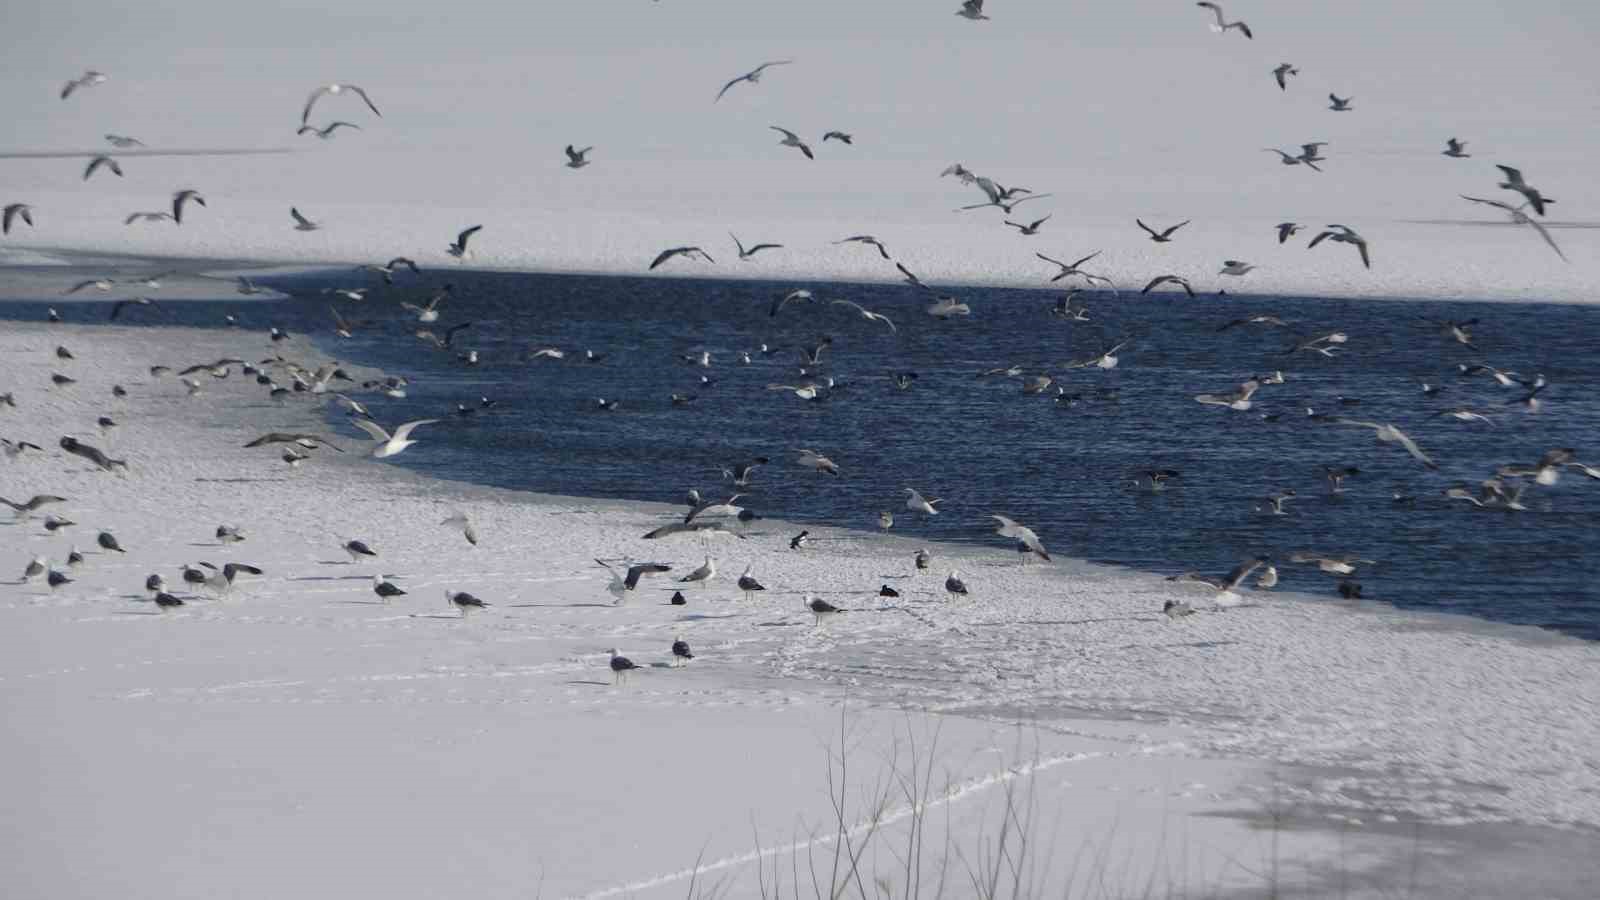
[1,3,1593,678]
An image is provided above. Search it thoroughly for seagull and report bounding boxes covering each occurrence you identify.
[960,177,1051,213]
[372,574,406,603]
[3,203,34,234]
[770,126,814,160]
[243,432,345,452]
[109,297,162,321]
[83,155,123,180]
[904,488,942,515]
[97,530,125,553]
[351,417,438,458]
[806,595,842,625]
[677,557,717,585]
[59,436,125,471]
[925,297,971,319]
[833,235,890,259]
[940,162,979,183]
[790,530,811,550]
[1219,260,1256,276]
[607,649,640,684]
[1141,275,1195,297]
[1443,138,1470,159]
[124,211,174,225]
[198,561,263,595]
[44,514,76,533]
[401,288,449,322]
[1272,63,1298,90]
[896,262,931,290]
[915,549,931,571]
[1307,225,1371,269]
[822,131,853,144]
[342,539,378,562]
[1328,94,1354,111]
[1499,448,1574,486]
[685,493,745,524]
[731,233,782,260]
[1,440,43,460]
[721,457,769,488]
[356,257,421,284]
[990,515,1049,561]
[1136,219,1189,243]
[297,121,362,139]
[1052,293,1091,320]
[769,288,815,317]
[1163,598,1196,621]
[447,225,483,259]
[104,134,143,148]
[1194,378,1262,411]
[1,494,67,518]
[1275,222,1303,243]
[1460,195,1566,261]
[714,60,794,103]
[649,246,714,270]
[1494,165,1551,216]
[737,565,765,600]
[302,83,381,125]
[152,591,185,611]
[60,70,107,100]
[1334,420,1437,469]
[217,525,246,544]
[171,190,205,224]
[1217,314,1290,332]
[1167,556,1269,607]
[1283,330,1349,357]
[1263,148,1315,171]
[1323,466,1361,493]
[1256,491,1296,516]
[1435,408,1496,425]
[829,300,896,332]
[1131,469,1181,492]
[878,511,894,530]
[236,276,269,295]
[1289,552,1373,576]
[1066,338,1133,370]
[441,589,487,618]
[290,208,320,231]
[955,0,990,21]
[1196,2,1252,38]
[671,639,694,666]
[47,568,74,590]
[1035,251,1110,286]
[1004,215,1052,236]
[20,556,48,583]
[945,571,969,597]
[564,145,593,169]
[595,559,672,603]
[51,373,76,387]
[797,448,840,475]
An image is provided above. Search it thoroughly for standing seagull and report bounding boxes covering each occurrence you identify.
[737,565,765,600]
[955,0,990,20]
[990,515,1049,561]
[1137,219,1190,243]
[714,60,794,103]
[372,574,406,603]
[945,571,969,597]
[677,557,717,585]
[671,639,694,666]
[3,203,34,235]
[1307,225,1371,269]
[171,190,205,224]
[564,145,593,169]
[1196,2,1252,38]
[447,225,483,259]
[445,589,487,617]
[97,531,126,553]
[350,417,439,458]
[769,127,814,160]
[806,595,842,625]
[302,83,382,125]
[649,246,714,270]
[609,649,640,684]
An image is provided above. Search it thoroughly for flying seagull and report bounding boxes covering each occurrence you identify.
[770,126,814,160]
[1004,215,1051,236]
[564,145,592,169]
[829,299,896,332]
[1460,195,1566,262]
[896,262,931,290]
[1166,556,1269,607]
[59,436,125,471]
[302,83,381,125]
[171,190,205,224]
[797,448,840,475]
[960,177,1051,213]
[1307,225,1370,268]
[83,155,123,181]
[1334,419,1438,469]
[730,232,782,260]
[3,203,34,234]
[1275,222,1303,243]
[955,0,990,20]
[833,235,890,259]
[1443,138,1470,158]
[1035,251,1112,285]
[1195,377,1262,411]
[1196,2,1252,38]
[104,134,143,148]
[1141,275,1195,297]
[61,70,107,100]
[821,131,853,144]
[297,121,362,139]
[596,559,672,603]
[1137,219,1189,242]
[904,487,941,515]
[446,225,482,259]
[649,246,714,270]
[1328,94,1353,111]
[990,514,1049,561]
[124,211,174,225]
[109,297,161,321]
[243,432,345,452]
[714,60,794,103]
[441,511,478,546]
[350,417,438,458]
[1219,260,1256,276]
[1495,165,1551,216]
[1272,63,1298,90]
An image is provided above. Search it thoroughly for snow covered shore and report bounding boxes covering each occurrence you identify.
[3,308,1599,898]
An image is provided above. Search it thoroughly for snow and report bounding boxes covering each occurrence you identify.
[3,314,1600,897]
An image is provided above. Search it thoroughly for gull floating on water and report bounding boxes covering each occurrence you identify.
[301,83,381,125]
[351,417,438,458]
[1196,2,1252,38]
[714,60,793,103]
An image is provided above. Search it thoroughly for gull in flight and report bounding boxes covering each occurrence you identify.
[1307,225,1370,268]
[447,225,483,259]
[926,296,971,318]
[990,514,1049,561]
[770,288,815,317]
[1035,251,1107,285]
[1167,556,1269,608]
[564,145,593,169]
[61,70,107,100]
[1137,218,1189,242]
[770,126,814,160]
[797,448,840,475]
[1283,330,1348,357]
[290,208,320,231]
[1065,338,1132,370]
[1141,274,1195,297]
[1219,260,1255,276]
[356,257,421,284]
[1495,165,1552,216]
[955,0,990,21]
[351,417,439,458]
[1196,2,1251,38]
[677,557,717,585]
[833,235,889,259]
[1460,195,1566,261]
[3,203,34,234]
[830,299,896,332]
[731,233,782,260]
[1272,63,1298,90]
[960,177,1051,213]
[1443,138,1470,158]
[896,262,931,291]
[402,286,450,322]
[65,278,113,294]
[714,60,793,103]
[1276,222,1303,243]
[650,246,714,270]
[595,559,672,604]
[302,83,381,125]
[904,488,941,515]
[822,131,853,144]
[105,134,143,148]
[1256,491,1296,516]
[1194,377,1262,411]
[1263,144,1326,172]
[1004,215,1051,236]
[1218,313,1290,331]
[1328,94,1353,112]
[297,121,361,139]
[1289,552,1374,576]
[1435,408,1496,425]
[1334,419,1437,469]
[172,190,205,224]
[83,155,122,180]
[940,162,979,184]
[1052,292,1091,320]
[124,211,174,225]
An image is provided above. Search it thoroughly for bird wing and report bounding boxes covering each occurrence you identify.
[351,418,393,443]
[830,299,866,315]
[1495,165,1523,186]
[291,208,314,228]
[455,224,483,248]
[1392,428,1438,468]
[770,125,800,141]
[346,85,381,117]
[1136,219,1158,238]
[649,248,680,270]
[390,419,439,442]
[1522,214,1568,261]
[1306,231,1333,248]
[301,86,332,124]
[714,73,749,102]
[1164,220,1191,237]
[1197,2,1225,27]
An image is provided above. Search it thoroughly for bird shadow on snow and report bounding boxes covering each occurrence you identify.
[408,613,462,620]
[509,601,613,608]
[115,610,162,616]
[564,679,612,687]
[676,612,738,621]
[187,542,226,547]
[315,560,356,566]
[289,575,371,582]
[970,615,1154,628]
[329,599,388,605]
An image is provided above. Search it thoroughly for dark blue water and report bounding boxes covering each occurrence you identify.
[14,269,1600,638]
